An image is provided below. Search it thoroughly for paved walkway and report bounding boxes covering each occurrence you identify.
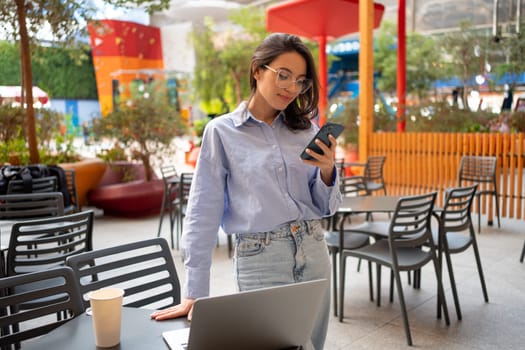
[91,209,525,349]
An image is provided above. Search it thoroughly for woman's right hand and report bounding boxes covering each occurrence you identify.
[150,298,196,321]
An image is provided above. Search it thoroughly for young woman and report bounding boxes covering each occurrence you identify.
[151,33,342,349]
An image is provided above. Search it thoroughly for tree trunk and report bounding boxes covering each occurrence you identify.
[16,0,40,164]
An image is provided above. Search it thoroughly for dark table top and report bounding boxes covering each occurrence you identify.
[23,307,190,349]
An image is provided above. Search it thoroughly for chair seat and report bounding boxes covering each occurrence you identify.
[432,231,472,253]
[347,240,433,270]
[346,220,390,237]
[324,230,369,250]
[365,182,384,192]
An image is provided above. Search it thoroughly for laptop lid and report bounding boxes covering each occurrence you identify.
[163,279,328,350]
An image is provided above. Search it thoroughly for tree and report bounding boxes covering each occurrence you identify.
[439,21,490,110]
[491,19,525,89]
[0,0,170,164]
[374,21,447,100]
[92,81,187,181]
[191,7,268,113]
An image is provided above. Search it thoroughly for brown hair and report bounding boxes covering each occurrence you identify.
[249,33,319,130]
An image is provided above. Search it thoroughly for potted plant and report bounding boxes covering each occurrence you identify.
[89,80,187,216]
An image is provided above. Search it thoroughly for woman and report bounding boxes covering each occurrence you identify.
[151,33,342,349]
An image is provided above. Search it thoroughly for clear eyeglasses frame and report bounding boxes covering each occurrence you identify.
[263,65,313,94]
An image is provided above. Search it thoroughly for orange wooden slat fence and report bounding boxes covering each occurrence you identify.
[368,132,525,222]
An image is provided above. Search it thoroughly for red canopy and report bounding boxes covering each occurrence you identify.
[266,0,384,124]
[0,85,49,105]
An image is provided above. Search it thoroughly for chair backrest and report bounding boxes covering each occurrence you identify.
[7,176,57,194]
[388,192,437,248]
[0,266,85,348]
[458,156,497,186]
[440,185,477,233]
[340,176,369,197]
[66,237,181,310]
[364,156,386,183]
[0,192,64,220]
[6,210,94,276]
[160,165,178,181]
[63,169,80,212]
[179,172,193,204]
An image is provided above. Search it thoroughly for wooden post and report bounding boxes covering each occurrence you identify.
[358,0,374,162]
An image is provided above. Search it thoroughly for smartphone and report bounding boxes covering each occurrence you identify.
[300,122,344,160]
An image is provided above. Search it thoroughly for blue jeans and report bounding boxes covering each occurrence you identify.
[234,220,330,350]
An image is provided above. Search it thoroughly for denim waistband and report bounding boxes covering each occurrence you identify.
[241,220,319,240]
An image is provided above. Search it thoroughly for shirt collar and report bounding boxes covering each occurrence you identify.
[231,101,286,127]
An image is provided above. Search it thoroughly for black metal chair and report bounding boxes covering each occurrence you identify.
[339,192,449,346]
[0,192,64,221]
[520,240,525,263]
[63,169,80,214]
[458,155,500,233]
[172,172,193,250]
[66,237,181,310]
[6,210,94,277]
[157,165,179,247]
[434,185,488,320]
[324,176,372,316]
[363,155,387,196]
[6,176,57,194]
[0,267,85,349]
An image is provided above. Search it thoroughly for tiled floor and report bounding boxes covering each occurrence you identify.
[92,209,525,349]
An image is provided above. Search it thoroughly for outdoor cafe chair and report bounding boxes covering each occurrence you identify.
[433,184,488,320]
[324,175,373,316]
[0,266,84,349]
[63,169,80,214]
[520,240,525,263]
[173,172,193,249]
[339,192,449,346]
[6,210,94,277]
[6,176,57,195]
[66,237,181,310]
[157,165,179,247]
[458,155,500,233]
[0,193,64,221]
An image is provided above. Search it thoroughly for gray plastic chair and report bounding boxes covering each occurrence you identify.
[339,192,449,346]
[6,210,94,277]
[6,176,57,194]
[434,185,488,320]
[458,155,500,233]
[63,169,80,213]
[66,237,181,310]
[157,165,179,247]
[0,266,85,348]
[324,175,372,316]
[0,192,64,220]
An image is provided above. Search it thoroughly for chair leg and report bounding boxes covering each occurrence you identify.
[471,237,489,303]
[521,240,525,263]
[444,250,462,320]
[338,253,347,322]
[157,190,168,237]
[376,264,382,307]
[493,192,501,229]
[389,269,394,303]
[431,252,450,325]
[477,195,482,234]
[392,266,413,346]
[367,261,374,302]
[331,248,338,317]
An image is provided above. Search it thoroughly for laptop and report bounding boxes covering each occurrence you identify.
[162,279,328,350]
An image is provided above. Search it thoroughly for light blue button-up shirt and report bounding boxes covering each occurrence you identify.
[181,102,342,298]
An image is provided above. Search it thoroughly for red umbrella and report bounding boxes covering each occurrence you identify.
[266,0,384,125]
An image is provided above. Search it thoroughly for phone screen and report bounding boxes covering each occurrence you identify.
[300,122,344,160]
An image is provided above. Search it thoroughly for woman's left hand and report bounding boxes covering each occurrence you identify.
[302,134,337,185]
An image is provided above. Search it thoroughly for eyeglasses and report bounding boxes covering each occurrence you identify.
[264,65,312,94]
